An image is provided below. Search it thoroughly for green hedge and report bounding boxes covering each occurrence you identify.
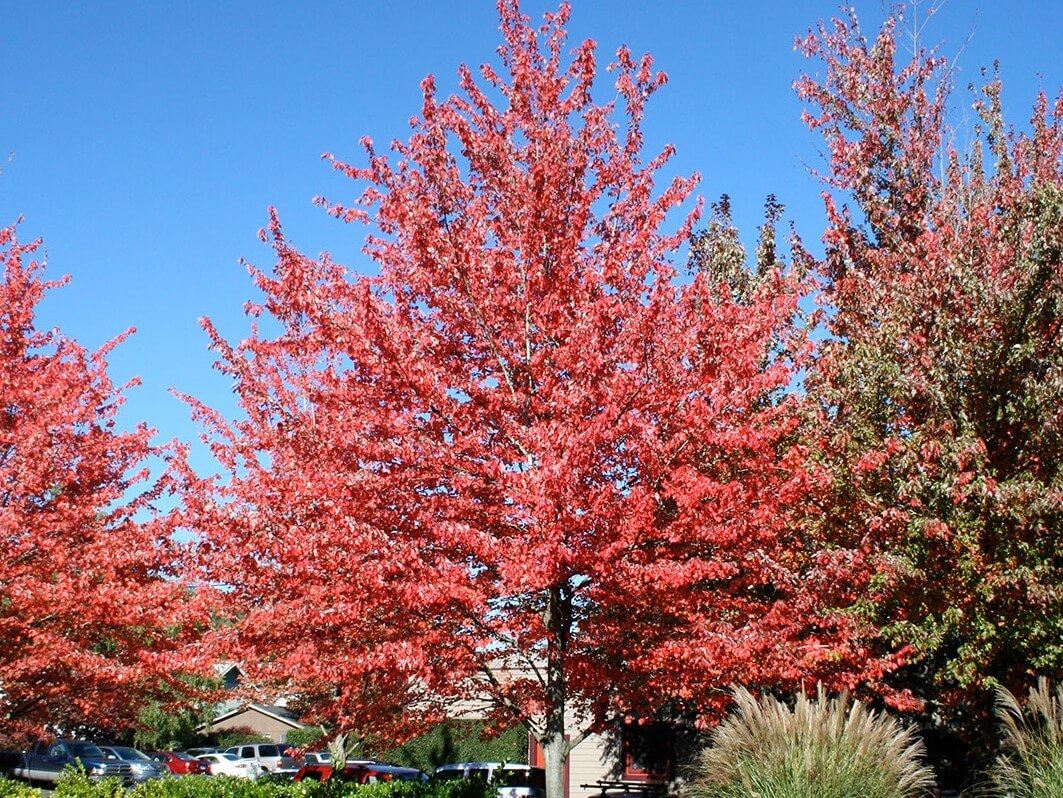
[1,772,495,798]
[0,777,42,798]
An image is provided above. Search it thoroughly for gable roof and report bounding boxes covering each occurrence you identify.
[209,702,305,730]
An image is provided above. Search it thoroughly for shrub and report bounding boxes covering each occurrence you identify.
[53,767,125,798]
[381,720,527,773]
[132,775,314,798]
[979,678,1063,798]
[284,728,326,751]
[122,774,493,798]
[686,687,935,798]
[0,778,42,798]
[211,728,271,748]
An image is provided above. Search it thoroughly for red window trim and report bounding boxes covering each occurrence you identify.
[621,720,673,782]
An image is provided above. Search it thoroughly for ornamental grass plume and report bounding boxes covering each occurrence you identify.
[686,686,935,798]
[979,678,1063,798]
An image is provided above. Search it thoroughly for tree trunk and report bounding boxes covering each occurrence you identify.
[541,585,570,798]
[541,729,567,798]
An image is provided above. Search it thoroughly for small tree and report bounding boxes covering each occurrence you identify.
[797,3,1063,735]
[0,224,204,743]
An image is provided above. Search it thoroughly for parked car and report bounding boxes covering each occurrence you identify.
[183,747,224,758]
[11,740,134,787]
[294,761,425,783]
[223,743,298,774]
[195,753,264,779]
[98,746,170,783]
[148,750,210,775]
[434,763,546,798]
[301,752,330,765]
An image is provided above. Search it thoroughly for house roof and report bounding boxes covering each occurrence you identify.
[209,702,305,730]
[213,662,243,677]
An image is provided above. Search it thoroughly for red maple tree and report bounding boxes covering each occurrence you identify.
[185,3,898,791]
[797,5,1063,740]
[0,223,204,744]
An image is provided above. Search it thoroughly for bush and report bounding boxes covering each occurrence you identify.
[134,701,213,752]
[53,768,125,798]
[381,720,527,772]
[979,678,1063,798]
[122,774,493,798]
[133,775,310,798]
[210,728,271,748]
[284,728,327,751]
[687,687,935,798]
[0,777,41,798]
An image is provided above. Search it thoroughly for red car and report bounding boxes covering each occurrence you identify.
[147,751,210,776]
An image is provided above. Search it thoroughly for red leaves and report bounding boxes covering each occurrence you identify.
[186,2,898,756]
[799,2,1063,723]
[0,224,207,745]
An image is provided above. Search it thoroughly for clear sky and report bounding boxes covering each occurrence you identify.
[2,1,1061,477]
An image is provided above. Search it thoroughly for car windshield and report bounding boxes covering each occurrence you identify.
[218,754,238,761]
[110,747,151,761]
[174,752,196,760]
[498,769,546,788]
[434,771,465,781]
[68,743,106,759]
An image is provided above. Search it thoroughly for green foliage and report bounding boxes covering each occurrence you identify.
[687,687,935,798]
[976,678,1063,798]
[211,728,271,748]
[135,701,213,751]
[354,780,492,798]
[0,778,42,798]
[284,727,326,751]
[132,671,218,751]
[53,767,124,798]
[116,773,492,798]
[381,720,527,772]
[132,775,316,798]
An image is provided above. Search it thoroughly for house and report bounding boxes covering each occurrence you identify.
[205,702,306,744]
[527,712,695,798]
[201,662,306,743]
[448,667,693,798]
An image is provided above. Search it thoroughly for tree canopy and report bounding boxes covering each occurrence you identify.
[0,224,204,744]
[181,3,896,796]
[797,6,1063,734]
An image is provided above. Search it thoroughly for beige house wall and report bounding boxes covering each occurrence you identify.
[565,731,613,798]
[209,710,301,743]
[445,669,664,798]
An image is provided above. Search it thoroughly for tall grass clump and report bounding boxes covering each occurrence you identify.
[686,686,935,798]
[979,677,1063,798]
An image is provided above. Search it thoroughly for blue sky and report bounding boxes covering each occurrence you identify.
[2,1,1060,477]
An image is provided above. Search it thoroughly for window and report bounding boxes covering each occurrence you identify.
[621,721,673,781]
